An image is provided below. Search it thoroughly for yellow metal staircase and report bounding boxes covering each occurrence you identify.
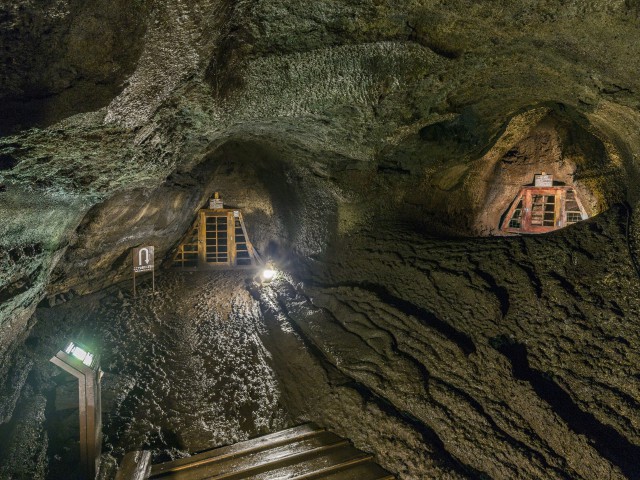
[116,424,394,480]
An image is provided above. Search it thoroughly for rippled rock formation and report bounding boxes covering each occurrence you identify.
[1,1,640,478]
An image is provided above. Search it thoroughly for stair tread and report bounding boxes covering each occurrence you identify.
[246,453,376,480]
[153,441,365,480]
[219,449,371,480]
[150,424,323,476]
[291,459,395,480]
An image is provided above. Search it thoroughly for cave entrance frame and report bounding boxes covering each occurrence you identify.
[173,207,262,270]
[501,186,588,234]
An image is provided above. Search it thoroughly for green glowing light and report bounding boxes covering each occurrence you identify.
[65,342,95,367]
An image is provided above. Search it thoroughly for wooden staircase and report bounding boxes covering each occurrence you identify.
[116,424,395,480]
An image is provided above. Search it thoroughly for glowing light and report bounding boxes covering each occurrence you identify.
[64,342,95,367]
[261,269,276,281]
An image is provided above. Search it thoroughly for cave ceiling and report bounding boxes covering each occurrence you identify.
[1,1,640,478]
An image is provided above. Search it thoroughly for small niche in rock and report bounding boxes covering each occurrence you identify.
[0,154,17,170]
[472,108,623,236]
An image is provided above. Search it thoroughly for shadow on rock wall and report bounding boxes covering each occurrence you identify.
[0,0,148,135]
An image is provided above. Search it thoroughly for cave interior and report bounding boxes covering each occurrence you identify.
[1,1,640,479]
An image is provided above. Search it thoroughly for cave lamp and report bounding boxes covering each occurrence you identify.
[50,341,103,479]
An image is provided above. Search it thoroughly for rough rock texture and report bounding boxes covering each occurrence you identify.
[11,272,287,479]
[0,0,148,134]
[2,0,640,478]
[4,208,639,479]
[289,206,640,479]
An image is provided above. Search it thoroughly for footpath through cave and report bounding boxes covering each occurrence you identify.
[4,204,640,480]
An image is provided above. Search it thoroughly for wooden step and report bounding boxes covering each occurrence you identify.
[243,450,374,480]
[292,459,396,480]
[122,424,396,480]
[150,424,323,477]
[153,442,366,480]
[210,446,369,480]
[151,432,346,479]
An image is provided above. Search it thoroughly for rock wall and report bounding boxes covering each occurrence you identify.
[265,205,640,479]
[0,0,148,134]
[2,1,640,477]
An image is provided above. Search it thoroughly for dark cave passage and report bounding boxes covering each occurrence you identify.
[3,2,640,479]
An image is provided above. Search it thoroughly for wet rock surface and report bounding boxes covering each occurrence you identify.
[5,272,287,479]
[289,206,640,479]
[1,207,638,479]
[2,1,640,479]
[2,0,640,371]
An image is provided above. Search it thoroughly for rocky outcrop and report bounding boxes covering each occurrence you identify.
[273,207,640,479]
[2,1,640,478]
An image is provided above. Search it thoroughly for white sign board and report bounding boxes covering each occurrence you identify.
[133,246,154,273]
[210,198,224,209]
[534,174,553,187]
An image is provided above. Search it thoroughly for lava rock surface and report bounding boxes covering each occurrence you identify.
[2,1,640,479]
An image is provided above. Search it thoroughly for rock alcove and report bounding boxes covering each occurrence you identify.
[475,108,622,235]
[2,1,640,479]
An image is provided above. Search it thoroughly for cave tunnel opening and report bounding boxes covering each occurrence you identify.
[160,136,338,277]
[0,137,323,477]
[369,105,631,241]
[4,0,640,476]
[2,113,640,480]
[473,107,627,236]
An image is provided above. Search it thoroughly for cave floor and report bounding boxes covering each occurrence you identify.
[28,271,289,478]
[1,267,467,480]
[1,207,639,480]
[11,268,442,480]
